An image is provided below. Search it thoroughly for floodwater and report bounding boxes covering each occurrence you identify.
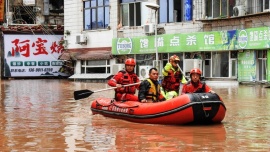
[0,79,270,152]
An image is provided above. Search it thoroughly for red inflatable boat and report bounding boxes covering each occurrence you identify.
[91,93,226,125]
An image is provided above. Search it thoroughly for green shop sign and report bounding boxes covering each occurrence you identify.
[236,27,270,49]
[112,27,270,55]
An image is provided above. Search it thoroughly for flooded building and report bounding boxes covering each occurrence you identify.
[62,0,269,83]
[0,0,68,78]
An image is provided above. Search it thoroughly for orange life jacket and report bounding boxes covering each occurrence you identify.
[162,70,182,91]
[116,70,138,94]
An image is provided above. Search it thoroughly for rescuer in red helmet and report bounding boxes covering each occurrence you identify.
[181,68,215,94]
[108,58,140,101]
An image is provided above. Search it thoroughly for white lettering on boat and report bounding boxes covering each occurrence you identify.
[110,106,129,113]
[201,95,209,99]
[102,107,109,110]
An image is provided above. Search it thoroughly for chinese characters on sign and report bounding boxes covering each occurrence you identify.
[11,37,63,57]
[112,27,270,55]
[4,34,68,77]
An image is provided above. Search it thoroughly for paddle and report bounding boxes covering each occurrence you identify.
[74,82,141,100]
[177,64,187,81]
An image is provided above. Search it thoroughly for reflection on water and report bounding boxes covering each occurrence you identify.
[0,80,270,151]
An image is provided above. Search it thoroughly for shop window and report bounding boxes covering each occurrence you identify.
[247,0,263,14]
[49,0,64,14]
[136,54,154,66]
[159,0,192,23]
[185,53,192,59]
[258,50,267,81]
[120,1,141,26]
[258,50,267,58]
[162,53,169,69]
[12,6,36,24]
[204,52,211,59]
[84,0,110,30]
[203,52,211,77]
[206,0,235,18]
[263,0,270,11]
[81,60,110,74]
[212,52,229,77]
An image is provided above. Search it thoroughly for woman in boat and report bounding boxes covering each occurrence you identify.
[181,68,215,94]
[161,55,187,100]
[108,58,140,101]
[138,68,166,103]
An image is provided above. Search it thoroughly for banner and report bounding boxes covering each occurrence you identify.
[238,50,256,82]
[4,34,69,77]
[112,30,238,55]
[112,26,270,55]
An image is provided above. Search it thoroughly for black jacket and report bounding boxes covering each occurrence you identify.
[138,79,159,101]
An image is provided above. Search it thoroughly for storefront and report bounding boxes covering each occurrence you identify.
[112,27,270,83]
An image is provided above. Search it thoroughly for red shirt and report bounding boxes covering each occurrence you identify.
[181,81,211,94]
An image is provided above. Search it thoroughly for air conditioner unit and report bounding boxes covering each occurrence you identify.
[112,64,125,75]
[76,34,87,44]
[184,59,202,77]
[139,66,152,80]
[144,24,155,34]
[233,5,246,17]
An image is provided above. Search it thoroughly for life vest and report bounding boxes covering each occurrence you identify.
[184,81,205,93]
[162,69,182,91]
[116,70,138,94]
[145,79,160,102]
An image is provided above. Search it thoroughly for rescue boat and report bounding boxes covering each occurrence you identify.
[91,93,226,125]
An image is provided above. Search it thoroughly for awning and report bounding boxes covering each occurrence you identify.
[58,47,113,60]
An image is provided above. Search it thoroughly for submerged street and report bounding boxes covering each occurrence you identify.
[0,79,270,151]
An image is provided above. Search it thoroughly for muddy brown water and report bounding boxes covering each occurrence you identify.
[0,79,269,151]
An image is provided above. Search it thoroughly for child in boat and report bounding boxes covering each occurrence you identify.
[181,68,215,94]
[138,68,166,103]
[161,54,187,100]
[108,58,140,101]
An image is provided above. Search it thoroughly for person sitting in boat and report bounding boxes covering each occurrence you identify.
[181,68,215,94]
[161,55,187,100]
[108,58,140,101]
[138,68,166,103]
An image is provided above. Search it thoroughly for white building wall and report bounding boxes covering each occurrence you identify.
[114,0,204,38]
[64,0,113,49]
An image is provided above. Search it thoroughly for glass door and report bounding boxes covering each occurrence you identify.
[257,50,267,81]
[230,51,237,78]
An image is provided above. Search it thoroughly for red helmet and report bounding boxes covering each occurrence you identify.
[190,68,202,76]
[125,58,136,66]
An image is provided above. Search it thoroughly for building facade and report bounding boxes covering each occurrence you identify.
[63,0,270,83]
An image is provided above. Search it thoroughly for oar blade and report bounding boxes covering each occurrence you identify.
[74,89,94,100]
